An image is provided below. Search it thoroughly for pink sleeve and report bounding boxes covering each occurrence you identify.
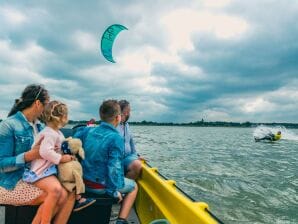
[39,133,62,165]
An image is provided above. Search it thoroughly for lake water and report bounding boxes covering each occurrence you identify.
[131,126,298,224]
[1,125,296,224]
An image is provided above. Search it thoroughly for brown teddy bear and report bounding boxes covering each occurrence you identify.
[58,137,85,194]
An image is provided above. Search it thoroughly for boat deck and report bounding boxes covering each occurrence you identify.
[0,205,140,224]
[109,204,140,224]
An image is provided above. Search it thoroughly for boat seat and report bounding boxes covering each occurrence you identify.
[1,193,116,224]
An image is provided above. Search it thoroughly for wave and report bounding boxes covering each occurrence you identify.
[253,124,298,141]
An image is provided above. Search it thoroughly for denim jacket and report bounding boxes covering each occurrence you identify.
[0,111,42,189]
[74,122,125,197]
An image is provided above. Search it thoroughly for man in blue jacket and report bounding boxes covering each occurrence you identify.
[75,100,137,224]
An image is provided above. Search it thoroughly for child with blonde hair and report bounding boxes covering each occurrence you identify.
[23,100,95,224]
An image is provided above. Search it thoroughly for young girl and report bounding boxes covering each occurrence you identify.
[23,100,95,223]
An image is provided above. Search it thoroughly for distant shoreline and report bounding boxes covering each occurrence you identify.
[1,119,297,128]
[67,120,298,129]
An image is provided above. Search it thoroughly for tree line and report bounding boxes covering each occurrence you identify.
[66,120,298,129]
[1,119,297,128]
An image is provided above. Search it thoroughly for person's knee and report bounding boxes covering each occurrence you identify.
[127,160,142,179]
[129,160,142,173]
[48,184,63,199]
[135,160,142,170]
[57,188,68,206]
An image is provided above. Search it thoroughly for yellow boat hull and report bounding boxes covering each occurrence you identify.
[135,162,220,224]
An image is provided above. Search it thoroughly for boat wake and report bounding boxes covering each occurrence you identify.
[253,125,298,141]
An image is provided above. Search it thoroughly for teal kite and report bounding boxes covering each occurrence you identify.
[100,24,128,63]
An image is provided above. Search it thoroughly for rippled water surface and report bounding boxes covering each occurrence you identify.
[131,126,298,224]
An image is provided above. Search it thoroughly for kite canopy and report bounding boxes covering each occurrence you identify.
[100,24,128,63]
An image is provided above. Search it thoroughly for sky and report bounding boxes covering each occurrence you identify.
[1,0,298,123]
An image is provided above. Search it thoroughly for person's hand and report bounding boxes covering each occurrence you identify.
[24,136,44,162]
[60,154,75,163]
[54,145,60,152]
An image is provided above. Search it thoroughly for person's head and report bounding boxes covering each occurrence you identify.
[99,100,121,126]
[87,118,96,126]
[42,100,68,129]
[8,84,50,118]
[118,100,130,123]
[277,131,281,135]
[88,118,96,124]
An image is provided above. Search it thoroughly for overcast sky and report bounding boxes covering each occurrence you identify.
[1,0,298,123]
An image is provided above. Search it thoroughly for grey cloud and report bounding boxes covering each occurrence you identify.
[1,0,298,122]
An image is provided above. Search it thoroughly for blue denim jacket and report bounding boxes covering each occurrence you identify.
[116,122,136,157]
[0,111,43,190]
[74,122,125,197]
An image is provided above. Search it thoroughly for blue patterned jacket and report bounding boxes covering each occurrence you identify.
[74,122,125,197]
[0,111,42,189]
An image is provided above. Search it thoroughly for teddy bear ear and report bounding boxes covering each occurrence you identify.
[65,137,73,141]
[78,148,85,159]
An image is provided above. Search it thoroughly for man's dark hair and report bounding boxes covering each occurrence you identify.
[118,100,130,112]
[99,100,120,123]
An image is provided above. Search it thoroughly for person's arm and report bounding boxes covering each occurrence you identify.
[39,134,62,164]
[24,137,43,162]
[73,126,89,143]
[126,124,137,155]
[268,133,275,140]
[130,136,137,155]
[129,129,144,160]
[0,122,27,172]
[105,136,124,199]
